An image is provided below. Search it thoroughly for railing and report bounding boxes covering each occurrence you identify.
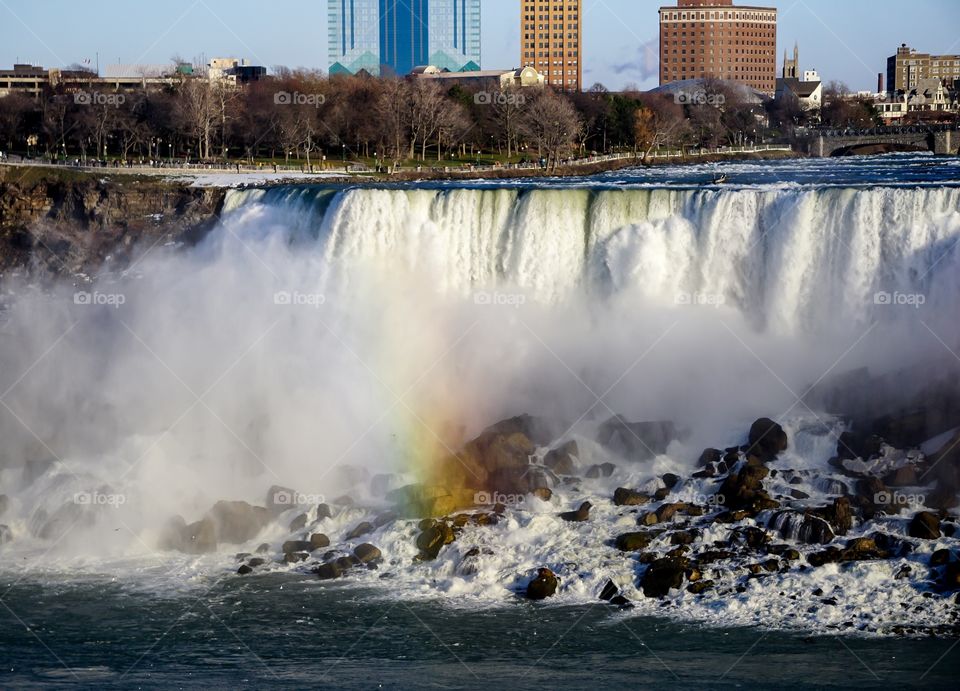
[804,124,958,138]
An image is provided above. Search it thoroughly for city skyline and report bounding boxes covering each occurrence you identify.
[0,0,958,92]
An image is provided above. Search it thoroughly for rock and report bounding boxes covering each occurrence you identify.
[282,540,313,554]
[532,487,553,501]
[599,579,619,601]
[655,502,688,523]
[416,523,455,560]
[615,532,654,552]
[909,511,941,540]
[613,487,650,506]
[559,501,592,522]
[943,562,960,590]
[746,418,788,462]
[641,557,689,598]
[182,518,217,554]
[354,543,382,564]
[609,595,633,608]
[526,567,559,600]
[266,485,298,514]
[316,562,342,580]
[208,501,271,544]
[596,417,679,461]
[345,522,374,540]
[387,484,477,518]
[373,511,399,528]
[307,533,330,550]
[248,557,266,567]
[0,524,12,544]
[930,549,952,567]
[585,463,616,479]
[670,530,696,545]
[687,580,714,594]
[698,448,722,467]
[284,551,309,564]
[448,415,550,490]
[884,466,920,487]
[768,511,835,545]
[316,503,333,521]
[661,473,681,489]
[812,497,853,536]
[789,489,810,500]
[237,564,253,575]
[837,431,882,462]
[718,464,772,512]
[256,542,270,554]
[335,555,359,570]
[544,441,579,475]
[653,487,671,501]
[895,564,912,580]
[288,513,308,533]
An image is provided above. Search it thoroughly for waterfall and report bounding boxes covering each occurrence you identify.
[223,185,960,335]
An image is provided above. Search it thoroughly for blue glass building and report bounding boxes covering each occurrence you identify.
[328,0,481,76]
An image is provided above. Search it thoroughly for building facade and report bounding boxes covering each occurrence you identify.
[887,44,960,96]
[520,0,583,91]
[328,0,480,77]
[659,0,778,95]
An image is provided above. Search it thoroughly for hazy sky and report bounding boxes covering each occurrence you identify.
[1,0,958,91]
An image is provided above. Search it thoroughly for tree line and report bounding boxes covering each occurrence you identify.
[0,68,886,170]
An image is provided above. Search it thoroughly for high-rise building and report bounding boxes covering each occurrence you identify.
[520,0,583,91]
[658,0,778,95]
[887,44,960,96]
[328,0,481,77]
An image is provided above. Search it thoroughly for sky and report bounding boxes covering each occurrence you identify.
[1,0,958,92]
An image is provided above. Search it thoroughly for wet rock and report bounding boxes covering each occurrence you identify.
[746,418,788,462]
[610,595,633,608]
[373,511,398,528]
[670,530,697,546]
[837,431,882,462]
[768,511,835,545]
[207,501,271,544]
[284,551,309,564]
[282,540,313,554]
[613,487,650,506]
[526,567,559,600]
[718,464,773,512]
[345,522,374,540]
[315,562,342,580]
[182,518,217,554]
[696,550,733,564]
[661,473,681,489]
[532,487,553,501]
[811,497,853,536]
[943,562,960,590]
[237,564,253,575]
[731,526,770,551]
[354,543,382,564]
[641,557,689,598]
[930,549,952,567]
[266,485,298,515]
[655,502,688,523]
[559,501,592,522]
[615,532,655,552]
[248,557,266,567]
[895,564,913,580]
[335,555,360,570]
[288,513,309,533]
[416,523,455,560]
[653,487,671,501]
[387,484,477,518]
[884,466,920,487]
[448,415,551,489]
[256,542,270,554]
[316,503,333,521]
[687,580,714,594]
[599,579,619,601]
[544,441,579,475]
[596,417,679,461]
[908,511,941,540]
[698,448,722,467]
[585,463,616,479]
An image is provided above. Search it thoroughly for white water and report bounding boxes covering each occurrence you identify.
[1,179,959,634]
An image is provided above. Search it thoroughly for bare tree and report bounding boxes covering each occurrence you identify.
[519,89,582,171]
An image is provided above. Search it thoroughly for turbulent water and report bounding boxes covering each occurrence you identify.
[1,154,960,687]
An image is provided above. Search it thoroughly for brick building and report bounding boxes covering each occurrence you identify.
[521,0,583,91]
[887,44,960,96]
[659,0,778,95]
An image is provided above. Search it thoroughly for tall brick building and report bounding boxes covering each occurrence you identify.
[521,0,583,91]
[659,0,778,95]
[887,44,960,96]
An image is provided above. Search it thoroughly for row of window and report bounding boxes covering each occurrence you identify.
[660,10,776,21]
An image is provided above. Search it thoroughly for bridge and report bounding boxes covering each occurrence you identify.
[801,124,959,157]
